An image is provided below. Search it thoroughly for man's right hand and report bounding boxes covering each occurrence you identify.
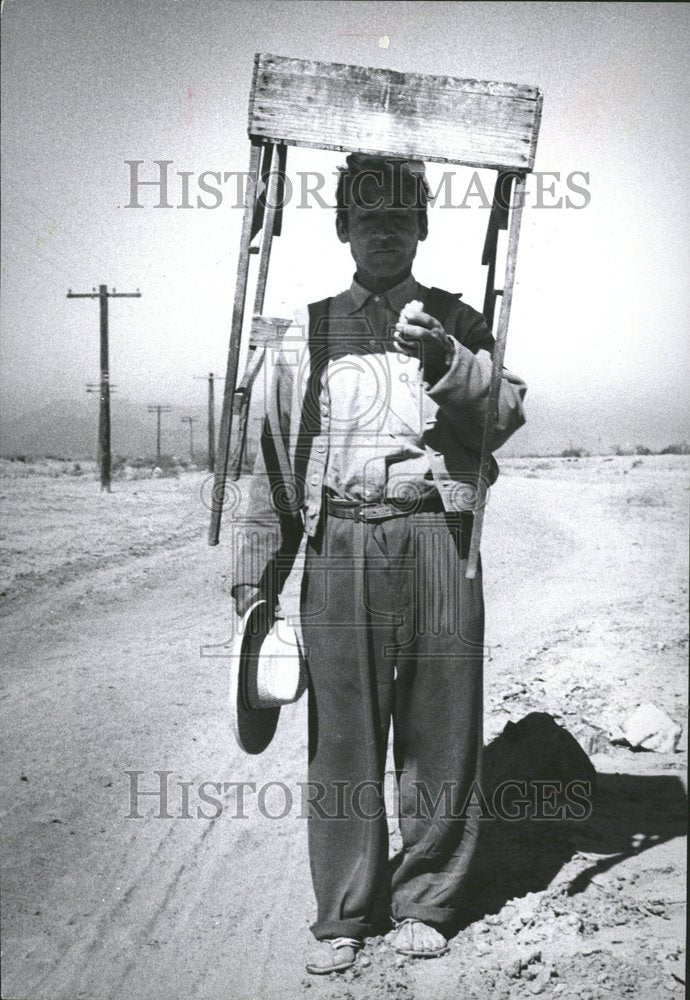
[231,584,264,619]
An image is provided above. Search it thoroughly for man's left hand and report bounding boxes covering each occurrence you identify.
[394,306,455,384]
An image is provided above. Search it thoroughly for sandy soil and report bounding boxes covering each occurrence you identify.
[1,455,687,1000]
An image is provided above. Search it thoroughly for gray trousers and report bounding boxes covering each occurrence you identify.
[300,508,485,940]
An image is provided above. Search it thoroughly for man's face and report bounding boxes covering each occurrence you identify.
[336,175,427,286]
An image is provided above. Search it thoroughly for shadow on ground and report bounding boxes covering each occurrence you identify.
[373,712,687,934]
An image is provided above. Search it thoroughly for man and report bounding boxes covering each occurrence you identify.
[231,154,527,974]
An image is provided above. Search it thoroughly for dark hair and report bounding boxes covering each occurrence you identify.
[336,153,429,230]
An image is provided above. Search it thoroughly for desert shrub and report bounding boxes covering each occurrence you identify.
[660,442,690,455]
[561,447,586,458]
[626,490,665,507]
[151,465,179,479]
[125,467,151,481]
[148,455,181,478]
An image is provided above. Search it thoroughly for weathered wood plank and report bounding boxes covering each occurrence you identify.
[228,316,293,479]
[466,174,527,579]
[208,141,262,546]
[249,53,542,171]
[249,315,293,347]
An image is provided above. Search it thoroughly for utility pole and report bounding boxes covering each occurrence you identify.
[194,372,225,472]
[181,416,198,463]
[68,284,141,491]
[86,383,117,465]
[148,405,171,462]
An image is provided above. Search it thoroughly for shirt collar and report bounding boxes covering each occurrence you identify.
[334,273,419,316]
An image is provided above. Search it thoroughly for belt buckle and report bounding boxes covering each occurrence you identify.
[357,503,393,523]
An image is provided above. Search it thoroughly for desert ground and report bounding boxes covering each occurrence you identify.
[1,454,687,1000]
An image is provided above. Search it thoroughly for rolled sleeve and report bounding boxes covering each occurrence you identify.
[426,340,527,452]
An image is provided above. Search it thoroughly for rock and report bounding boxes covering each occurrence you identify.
[623,702,682,753]
[521,948,542,970]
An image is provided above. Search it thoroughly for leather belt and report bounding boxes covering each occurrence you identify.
[325,491,459,524]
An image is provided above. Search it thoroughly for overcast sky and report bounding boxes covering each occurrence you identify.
[1,0,689,452]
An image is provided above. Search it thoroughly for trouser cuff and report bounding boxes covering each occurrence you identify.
[392,904,456,930]
[310,918,369,942]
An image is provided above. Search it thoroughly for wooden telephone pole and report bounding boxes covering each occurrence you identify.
[86,383,117,464]
[194,372,225,472]
[68,284,141,491]
[147,405,171,462]
[181,416,198,463]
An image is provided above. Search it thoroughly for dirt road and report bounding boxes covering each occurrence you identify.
[1,456,686,999]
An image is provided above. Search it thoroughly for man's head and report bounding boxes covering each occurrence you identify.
[335,153,430,291]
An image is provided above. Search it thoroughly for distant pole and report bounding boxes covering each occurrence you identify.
[99,286,110,489]
[148,405,171,462]
[194,372,225,472]
[181,416,198,462]
[68,284,141,491]
[207,375,215,472]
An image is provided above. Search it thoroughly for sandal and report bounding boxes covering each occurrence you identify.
[305,936,363,975]
[390,918,449,958]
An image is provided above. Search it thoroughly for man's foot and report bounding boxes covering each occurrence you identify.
[305,937,362,975]
[389,918,448,958]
